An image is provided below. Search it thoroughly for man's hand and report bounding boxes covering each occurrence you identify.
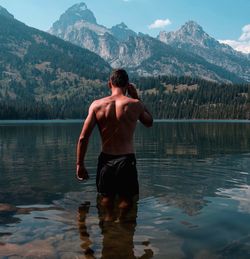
[76,164,89,181]
[127,83,139,100]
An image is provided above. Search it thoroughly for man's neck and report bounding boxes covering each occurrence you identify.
[111,87,126,97]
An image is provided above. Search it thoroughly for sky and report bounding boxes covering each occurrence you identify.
[0,0,250,53]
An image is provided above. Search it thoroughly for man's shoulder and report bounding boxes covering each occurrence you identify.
[128,97,140,103]
[94,96,111,104]
[90,96,111,109]
[126,97,142,108]
[91,95,141,107]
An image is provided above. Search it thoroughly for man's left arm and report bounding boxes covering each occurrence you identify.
[76,102,97,181]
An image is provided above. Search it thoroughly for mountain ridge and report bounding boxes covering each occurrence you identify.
[158,21,250,82]
[49,3,250,83]
[51,2,97,32]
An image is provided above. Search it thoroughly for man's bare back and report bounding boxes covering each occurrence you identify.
[93,94,144,155]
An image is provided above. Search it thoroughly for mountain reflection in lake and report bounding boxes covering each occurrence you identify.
[0,121,249,258]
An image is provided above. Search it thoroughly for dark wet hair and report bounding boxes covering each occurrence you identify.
[110,69,129,88]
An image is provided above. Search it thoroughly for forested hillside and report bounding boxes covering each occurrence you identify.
[0,12,110,119]
[134,76,250,120]
[1,76,249,120]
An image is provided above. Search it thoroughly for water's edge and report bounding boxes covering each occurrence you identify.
[0,119,249,125]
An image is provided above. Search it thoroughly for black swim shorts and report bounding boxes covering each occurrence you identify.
[96,152,139,197]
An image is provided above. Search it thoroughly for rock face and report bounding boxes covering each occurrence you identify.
[49,3,118,61]
[159,21,215,48]
[48,3,250,82]
[158,21,250,82]
[111,22,137,42]
[51,2,97,32]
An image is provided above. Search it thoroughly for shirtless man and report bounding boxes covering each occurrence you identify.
[76,69,153,214]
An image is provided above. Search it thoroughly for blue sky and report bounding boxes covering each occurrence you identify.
[0,0,250,53]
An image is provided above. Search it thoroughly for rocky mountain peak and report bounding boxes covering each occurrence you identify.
[50,2,97,32]
[182,21,203,32]
[115,22,129,29]
[111,22,137,41]
[64,2,96,24]
[0,5,14,19]
[158,20,216,48]
[74,2,87,10]
[179,20,207,38]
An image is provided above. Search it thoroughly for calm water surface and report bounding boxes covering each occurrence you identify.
[0,121,250,258]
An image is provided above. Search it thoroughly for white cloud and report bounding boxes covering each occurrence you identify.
[148,19,171,29]
[219,24,250,54]
[239,24,250,41]
[219,39,250,54]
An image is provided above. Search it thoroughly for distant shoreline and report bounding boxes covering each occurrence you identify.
[0,119,249,124]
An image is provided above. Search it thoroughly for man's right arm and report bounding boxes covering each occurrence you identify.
[127,83,153,128]
[138,102,153,128]
[76,101,97,181]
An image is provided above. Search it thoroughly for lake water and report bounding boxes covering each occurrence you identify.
[0,120,250,259]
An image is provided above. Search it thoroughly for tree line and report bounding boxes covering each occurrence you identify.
[0,75,249,120]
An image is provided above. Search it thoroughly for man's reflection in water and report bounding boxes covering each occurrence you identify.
[78,201,95,258]
[78,198,154,259]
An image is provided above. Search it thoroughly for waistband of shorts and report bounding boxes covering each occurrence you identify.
[99,152,136,160]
